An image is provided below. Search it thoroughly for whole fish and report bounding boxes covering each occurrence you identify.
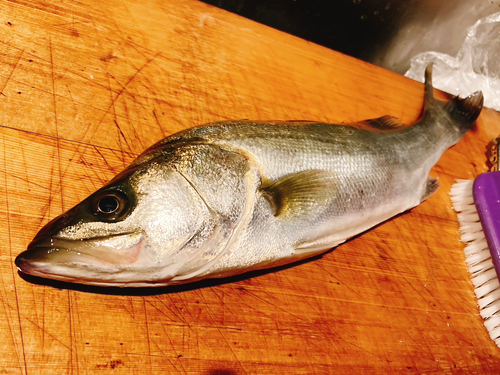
[15,66,483,287]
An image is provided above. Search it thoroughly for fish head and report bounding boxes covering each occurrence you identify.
[15,161,222,287]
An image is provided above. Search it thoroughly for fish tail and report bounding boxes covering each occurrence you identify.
[425,64,484,135]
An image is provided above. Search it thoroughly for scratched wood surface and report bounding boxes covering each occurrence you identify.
[1,0,500,374]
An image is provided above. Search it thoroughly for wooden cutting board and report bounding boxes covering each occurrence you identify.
[1,0,500,373]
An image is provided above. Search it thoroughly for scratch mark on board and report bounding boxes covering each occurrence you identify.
[1,299,72,351]
[0,282,24,373]
[82,55,158,156]
[153,110,168,138]
[68,290,79,375]
[50,34,78,374]
[142,297,154,373]
[204,302,248,375]
[119,297,181,372]
[2,133,28,375]
[150,296,188,325]
[39,146,58,227]
[144,300,189,372]
[114,118,134,155]
[0,48,24,96]
[92,145,118,175]
[0,167,49,191]
[238,286,308,323]
[49,35,64,211]
[114,86,146,152]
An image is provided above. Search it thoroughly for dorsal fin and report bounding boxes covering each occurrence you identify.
[424,64,435,107]
[357,115,405,131]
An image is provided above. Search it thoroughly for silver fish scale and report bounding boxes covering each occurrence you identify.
[157,123,438,276]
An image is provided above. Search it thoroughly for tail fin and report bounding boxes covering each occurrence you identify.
[444,91,484,124]
[425,64,484,134]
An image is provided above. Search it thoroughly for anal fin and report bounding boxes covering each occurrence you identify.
[422,177,440,202]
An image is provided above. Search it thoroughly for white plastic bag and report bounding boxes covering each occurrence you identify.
[405,12,500,111]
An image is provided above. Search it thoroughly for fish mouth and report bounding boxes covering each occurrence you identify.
[15,232,146,285]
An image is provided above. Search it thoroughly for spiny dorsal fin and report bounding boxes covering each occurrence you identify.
[261,170,337,219]
[424,64,435,106]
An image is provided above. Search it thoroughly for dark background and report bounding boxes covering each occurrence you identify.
[201,0,500,74]
[201,0,419,65]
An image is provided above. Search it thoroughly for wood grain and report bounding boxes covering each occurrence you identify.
[0,0,499,373]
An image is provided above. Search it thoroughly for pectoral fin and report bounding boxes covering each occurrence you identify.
[261,170,337,219]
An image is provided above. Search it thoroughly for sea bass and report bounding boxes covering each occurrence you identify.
[15,66,483,287]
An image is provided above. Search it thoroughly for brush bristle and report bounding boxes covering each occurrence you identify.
[451,179,500,347]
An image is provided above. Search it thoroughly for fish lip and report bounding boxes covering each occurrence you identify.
[15,249,99,281]
[27,231,140,262]
[15,246,109,282]
[16,231,145,282]
[49,231,141,247]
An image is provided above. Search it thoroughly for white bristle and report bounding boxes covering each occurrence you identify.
[463,237,488,256]
[478,288,500,309]
[467,255,494,270]
[461,230,486,243]
[473,274,500,295]
[451,179,500,348]
[459,221,484,234]
[488,327,500,346]
[485,315,500,331]
[480,302,500,318]
[458,211,481,223]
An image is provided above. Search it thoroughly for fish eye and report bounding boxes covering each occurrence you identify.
[97,196,119,214]
[91,191,130,221]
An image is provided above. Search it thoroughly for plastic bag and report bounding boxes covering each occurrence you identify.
[405,12,500,111]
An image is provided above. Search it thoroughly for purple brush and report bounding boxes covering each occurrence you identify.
[451,170,500,347]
